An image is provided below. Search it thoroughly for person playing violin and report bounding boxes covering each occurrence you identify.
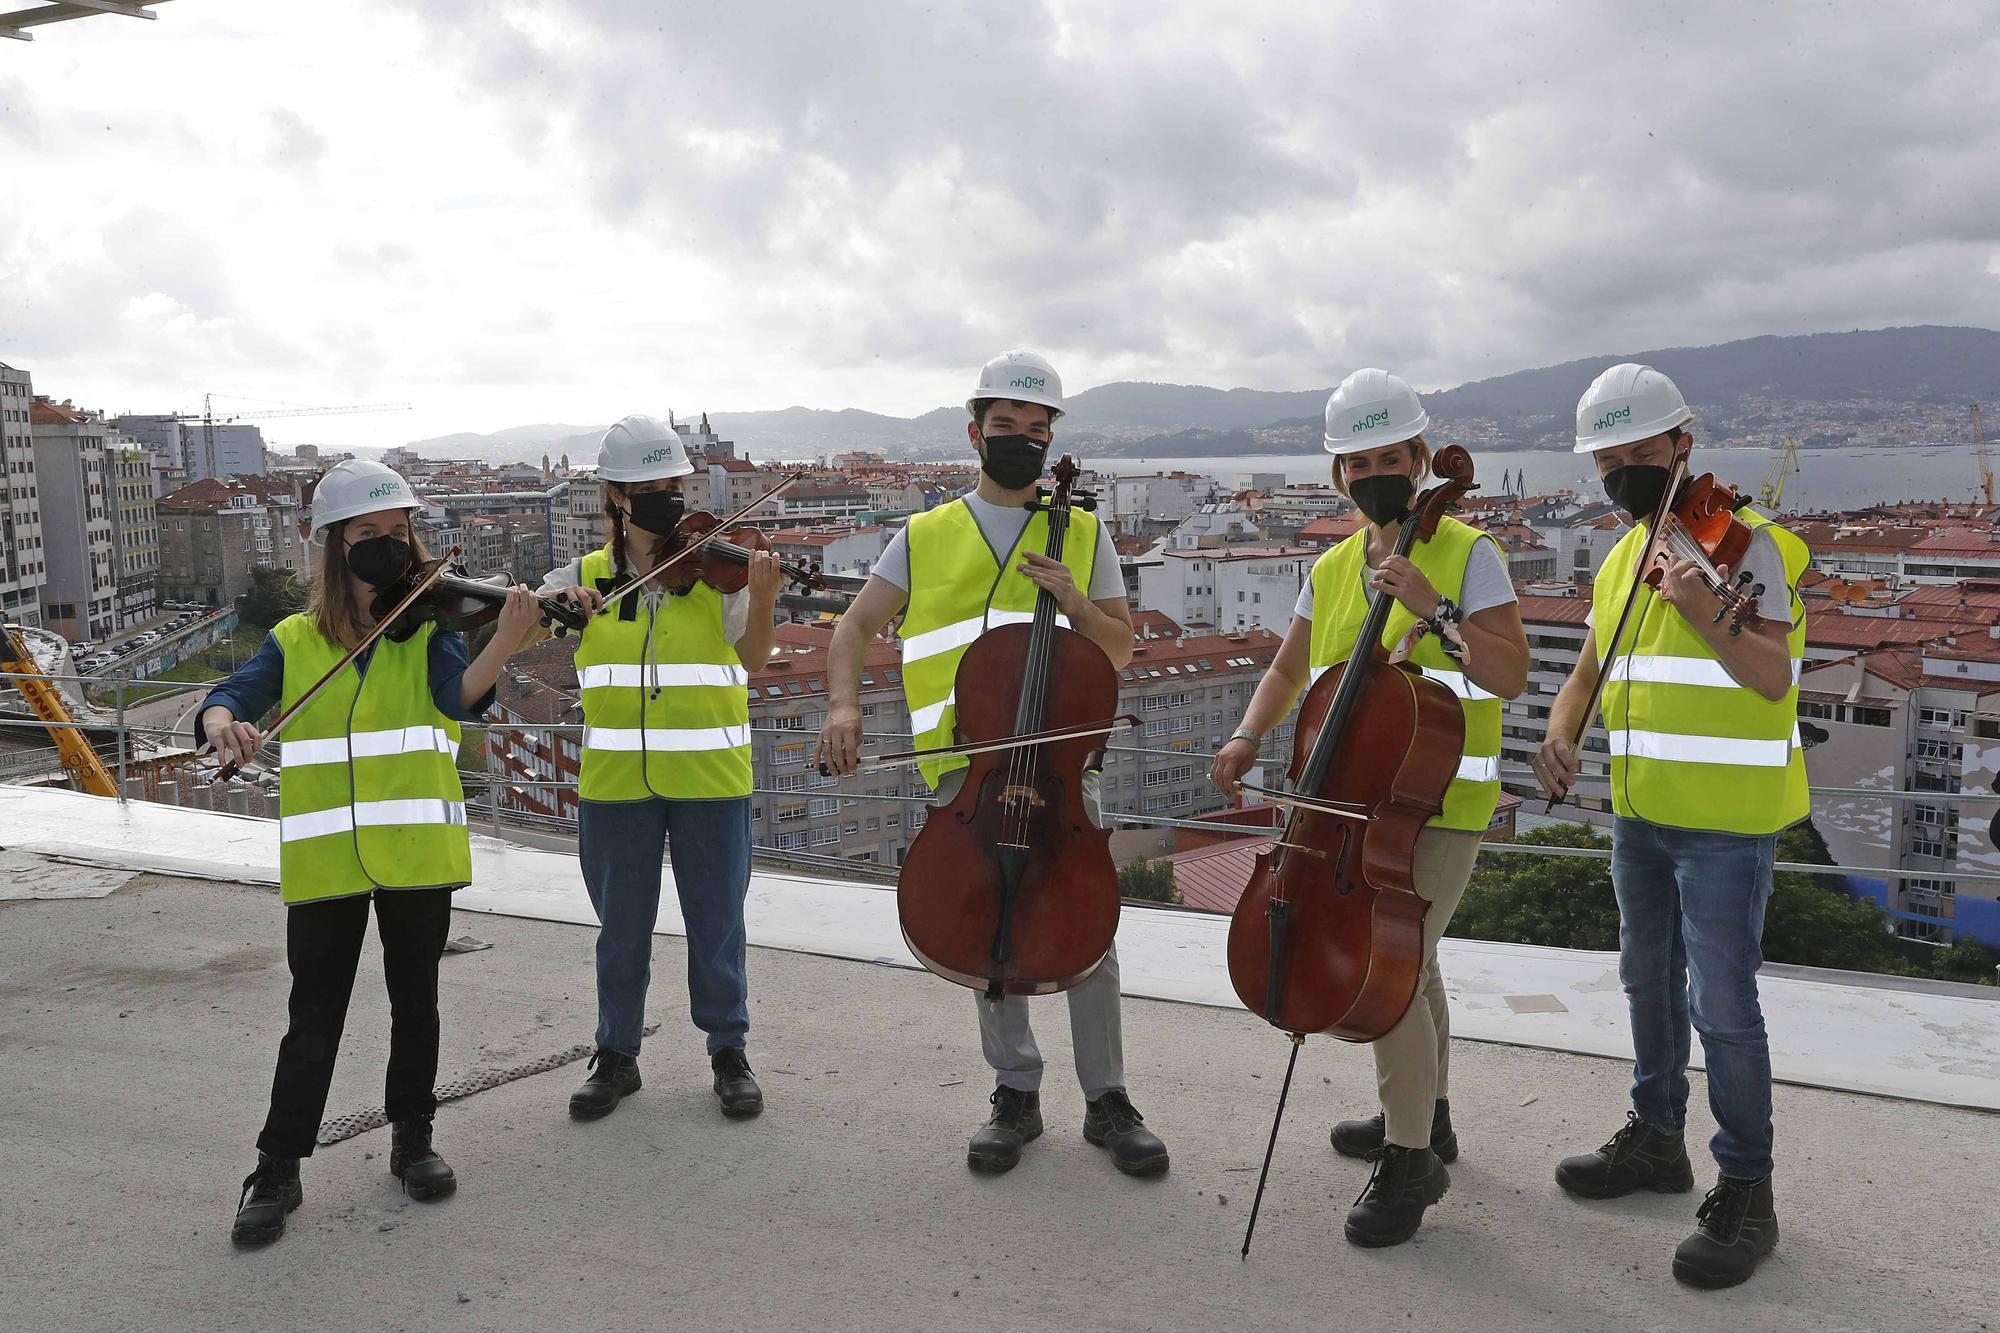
[1532,365,1808,1290]
[200,458,545,1247]
[1211,369,1527,1248]
[543,414,782,1124]
[815,351,1169,1179]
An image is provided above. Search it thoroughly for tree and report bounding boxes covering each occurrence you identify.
[1118,858,1180,905]
[1928,937,2000,985]
[1450,823,1622,950]
[236,564,308,631]
[1761,817,1906,974]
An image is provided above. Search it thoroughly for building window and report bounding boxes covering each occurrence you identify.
[1911,835,1949,859]
[773,742,807,765]
[776,803,808,823]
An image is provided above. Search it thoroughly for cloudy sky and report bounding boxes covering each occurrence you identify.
[3,1,1996,450]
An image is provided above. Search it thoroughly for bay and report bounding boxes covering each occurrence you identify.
[1081,445,1985,514]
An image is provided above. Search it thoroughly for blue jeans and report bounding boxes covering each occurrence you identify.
[1611,816,1777,1179]
[579,796,752,1058]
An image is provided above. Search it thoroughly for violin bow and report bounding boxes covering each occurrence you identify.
[822,714,1141,777]
[207,547,462,783]
[1544,451,1689,811]
[1232,782,1371,822]
[591,470,806,613]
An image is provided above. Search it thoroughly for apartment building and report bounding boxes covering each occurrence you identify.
[28,398,118,640]
[108,445,160,628]
[767,524,892,581]
[1799,634,2000,947]
[0,362,46,629]
[156,478,298,607]
[1110,473,1206,533]
[1136,545,1313,634]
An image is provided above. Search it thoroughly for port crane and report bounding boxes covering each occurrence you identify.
[1756,435,1801,511]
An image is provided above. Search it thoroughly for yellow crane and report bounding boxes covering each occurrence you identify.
[1756,435,1802,510]
[1,625,118,796]
[1974,404,1992,507]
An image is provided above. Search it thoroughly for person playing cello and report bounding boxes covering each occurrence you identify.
[815,350,1169,1179]
[1211,369,1527,1247]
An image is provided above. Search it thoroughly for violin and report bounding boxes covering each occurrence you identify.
[1638,465,1765,634]
[372,558,589,642]
[650,511,831,597]
[1232,444,1478,1257]
[894,457,1122,1002]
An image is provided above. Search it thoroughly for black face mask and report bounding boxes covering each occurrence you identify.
[979,433,1048,491]
[1349,473,1415,527]
[1603,464,1674,521]
[344,535,413,589]
[623,489,686,537]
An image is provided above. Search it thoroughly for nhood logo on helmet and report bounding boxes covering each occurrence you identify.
[1008,374,1047,392]
[368,482,400,499]
[1351,408,1391,433]
[642,447,674,464]
[1592,405,1632,433]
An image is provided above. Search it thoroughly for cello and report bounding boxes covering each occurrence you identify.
[1231,443,1479,1255]
[896,456,1123,1003]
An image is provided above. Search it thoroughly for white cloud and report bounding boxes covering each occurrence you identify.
[0,0,1995,451]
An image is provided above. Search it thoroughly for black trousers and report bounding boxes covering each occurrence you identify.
[256,886,454,1159]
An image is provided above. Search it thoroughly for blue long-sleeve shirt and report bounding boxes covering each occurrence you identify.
[193,628,496,747]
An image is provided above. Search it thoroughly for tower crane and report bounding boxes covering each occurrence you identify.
[1756,435,1801,511]
[1974,404,1991,508]
[155,395,412,480]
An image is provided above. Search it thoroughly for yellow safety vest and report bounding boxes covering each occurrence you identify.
[1592,509,1809,835]
[899,498,1099,791]
[573,545,753,801]
[1307,515,1505,832]
[271,614,471,906]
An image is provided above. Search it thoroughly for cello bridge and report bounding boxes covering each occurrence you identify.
[999,785,1046,810]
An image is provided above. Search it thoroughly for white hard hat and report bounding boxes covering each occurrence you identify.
[309,458,422,541]
[597,414,694,482]
[1574,363,1693,453]
[967,350,1065,421]
[1322,368,1429,455]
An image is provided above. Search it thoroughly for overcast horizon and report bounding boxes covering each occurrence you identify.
[4,2,1997,451]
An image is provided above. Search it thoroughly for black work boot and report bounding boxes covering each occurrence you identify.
[389,1117,456,1201]
[1344,1144,1449,1248]
[1331,1098,1458,1163]
[1084,1089,1170,1178]
[1673,1174,1779,1289]
[967,1086,1042,1174]
[568,1048,641,1121]
[1555,1111,1696,1199]
[231,1153,302,1248]
[711,1048,764,1119]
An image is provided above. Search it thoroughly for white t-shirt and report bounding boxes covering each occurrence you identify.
[540,554,752,643]
[1583,527,1796,632]
[874,494,1125,601]
[1293,536,1516,623]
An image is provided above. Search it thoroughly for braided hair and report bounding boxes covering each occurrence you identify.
[605,482,631,579]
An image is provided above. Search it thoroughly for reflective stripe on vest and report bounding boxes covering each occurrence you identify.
[1306,515,1504,833]
[270,613,471,905]
[1592,508,1810,835]
[573,546,753,801]
[900,499,1098,791]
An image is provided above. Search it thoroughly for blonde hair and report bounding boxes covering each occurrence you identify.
[1332,436,1431,498]
[309,519,433,649]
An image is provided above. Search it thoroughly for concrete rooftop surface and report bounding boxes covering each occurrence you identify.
[3,871,1997,1333]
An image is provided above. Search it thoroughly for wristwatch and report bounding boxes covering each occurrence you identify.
[1229,727,1262,747]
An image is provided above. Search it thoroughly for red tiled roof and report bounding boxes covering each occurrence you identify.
[1806,615,1978,650]
[1161,837,1272,914]
[1298,515,1365,541]
[1130,609,1185,637]
[1906,528,2000,557]
[1515,592,1593,625]
[30,396,91,425]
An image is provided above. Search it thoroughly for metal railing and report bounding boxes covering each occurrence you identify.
[7,665,2000,890]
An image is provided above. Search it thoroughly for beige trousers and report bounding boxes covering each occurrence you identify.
[1373,825,1483,1149]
